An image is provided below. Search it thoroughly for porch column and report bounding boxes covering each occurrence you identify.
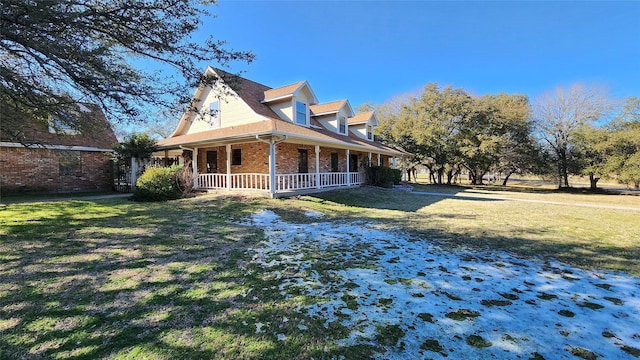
[368,152,372,165]
[315,145,320,189]
[192,148,199,189]
[346,149,350,186]
[226,144,231,191]
[377,153,381,166]
[392,157,397,169]
[269,141,276,195]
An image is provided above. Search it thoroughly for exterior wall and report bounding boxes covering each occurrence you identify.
[196,143,270,175]
[185,84,265,135]
[0,146,113,194]
[275,143,317,174]
[316,114,337,133]
[350,124,367,140]
[269,99,293,123]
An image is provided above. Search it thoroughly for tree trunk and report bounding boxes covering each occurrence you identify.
[589,173,599,190]
[502,171,513,186]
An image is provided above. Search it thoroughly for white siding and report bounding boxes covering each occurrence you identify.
[269,99,293,122]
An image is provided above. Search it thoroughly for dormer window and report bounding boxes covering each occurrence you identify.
[367,125,373,140]
[209,101,220,129]
[295,101,307,125]
[338,116,347,134]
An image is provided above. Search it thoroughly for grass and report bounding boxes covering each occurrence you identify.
[0,185,638,359]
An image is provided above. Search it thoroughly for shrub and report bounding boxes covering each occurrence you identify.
[364,165,398,188]
[131,165,183,202]
[390,168,402,185]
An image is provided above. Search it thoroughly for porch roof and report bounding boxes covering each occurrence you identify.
[156,118,404,156]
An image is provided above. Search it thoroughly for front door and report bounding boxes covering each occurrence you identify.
[206,151,218,173]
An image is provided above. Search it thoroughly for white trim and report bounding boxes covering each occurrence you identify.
[0,142,113,152]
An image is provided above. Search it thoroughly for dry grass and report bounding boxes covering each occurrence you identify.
[0,185,638,359]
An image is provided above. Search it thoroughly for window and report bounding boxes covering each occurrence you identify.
[231,148,241,165]
[298,149,308,173]
[338,116,347,134]
[295,101,307,125]
[331,152,339,172]
[349,154,358,172]
[209,101,220,129]
[59,150,81,176]
[367,125,373,140]
[49,113,79,135]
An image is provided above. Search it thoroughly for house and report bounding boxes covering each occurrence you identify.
[155,67,404,197]
[0,104,117,195]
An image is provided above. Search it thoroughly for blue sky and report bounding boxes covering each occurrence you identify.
[197,0,639,107]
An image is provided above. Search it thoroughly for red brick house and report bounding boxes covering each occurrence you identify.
[0,104,117,195]
[156,67,404,197]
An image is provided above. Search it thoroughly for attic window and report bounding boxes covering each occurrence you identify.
[295,101,307,126]
[209,101,220,129]
[367,125,373,140]
[338,116,347,134]
[49,113,79,135]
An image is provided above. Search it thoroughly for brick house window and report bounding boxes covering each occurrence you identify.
[338,116,347,134]
[298,149,308,173]
[209,101,221,129]
[231,149,241,165]
[331,152,339,172]
[59,150,81,176]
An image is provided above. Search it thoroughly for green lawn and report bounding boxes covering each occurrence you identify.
[0,187,638,359]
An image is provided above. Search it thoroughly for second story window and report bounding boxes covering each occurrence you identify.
[367,125,373,140]
[295,101,307,125]
[209,101,220,129]
[338,116,346,134]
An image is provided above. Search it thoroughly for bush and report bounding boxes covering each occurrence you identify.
[364,165,399,188]
[131,165,183,202]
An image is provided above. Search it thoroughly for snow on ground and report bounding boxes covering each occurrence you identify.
[247,210,640,359]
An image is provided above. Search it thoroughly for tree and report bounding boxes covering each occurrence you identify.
[458,93,531,185]
[603,97,640,188]
[532,84,614,188]
[572,125,609,190]
[113,133,158,162]
[1,0,253,145]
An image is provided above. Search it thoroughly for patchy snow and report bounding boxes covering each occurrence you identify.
[247,210,640,359]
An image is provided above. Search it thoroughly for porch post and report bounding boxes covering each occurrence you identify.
[377,153,381,166]
[269,140,276,195]
[192,148,199,189]
[346,149,350,186]
[226,144,231,191]
[315,145,320,189]
[368,152,372,165]
[392,157,397,169]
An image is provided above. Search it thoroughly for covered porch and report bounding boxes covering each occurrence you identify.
[156,134,400,197]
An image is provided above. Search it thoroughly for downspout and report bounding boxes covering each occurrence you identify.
[179,145,198,189]
[255,135,288,196]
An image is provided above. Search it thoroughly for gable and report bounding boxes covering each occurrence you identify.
[170,67,279,137]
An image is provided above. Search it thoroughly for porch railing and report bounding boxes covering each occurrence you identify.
[197,172,363,193]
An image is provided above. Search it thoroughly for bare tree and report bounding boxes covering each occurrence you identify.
[532,84,614,188]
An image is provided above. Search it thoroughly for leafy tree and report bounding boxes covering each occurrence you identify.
[113,132,158,161]
[603,97,640,188]
[572,125,609,190]
[458,93,531,185]
[531,84,614,188]
[1,0,254,145]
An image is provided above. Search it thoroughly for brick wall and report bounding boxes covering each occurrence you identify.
[0,147,114,194]
[193,141,390,176]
